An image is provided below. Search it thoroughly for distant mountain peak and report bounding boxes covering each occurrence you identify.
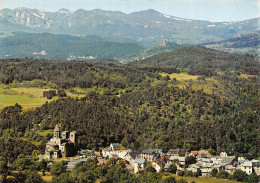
[58,8,71,14]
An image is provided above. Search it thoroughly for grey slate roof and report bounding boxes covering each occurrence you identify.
[238,154,254,160]
[220,157,235,165]
[222,149,235,156]
[129,152,141,159]
[252,161,260,167]
[197,153,207,158]
[169,156,185,162]
[141,150,154,155]
[135,158,145,164]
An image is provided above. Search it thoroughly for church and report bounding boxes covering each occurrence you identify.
[45,124,77,159]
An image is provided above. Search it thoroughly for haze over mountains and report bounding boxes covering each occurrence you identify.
[0,8,259,44]
[0,7,259,59]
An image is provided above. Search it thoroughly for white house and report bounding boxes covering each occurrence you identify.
[252,160,260,175]
[134,158,146,173]
[240,162,253,175]
[220,149,235,158]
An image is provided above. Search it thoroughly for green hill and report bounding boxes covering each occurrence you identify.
[131,46,259,76]
[204,31,260,55]
[136,40,183,59]
[0,32,144,60]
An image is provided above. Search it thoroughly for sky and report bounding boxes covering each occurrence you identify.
[0,0,259,22]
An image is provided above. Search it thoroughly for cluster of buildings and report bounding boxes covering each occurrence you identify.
[102,144,260,176]
[44,126,259,176]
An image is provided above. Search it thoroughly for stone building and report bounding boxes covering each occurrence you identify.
[45,124,77,159]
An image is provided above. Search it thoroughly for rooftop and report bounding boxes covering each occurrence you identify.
[135,158,145,164]
[54,124,60,132]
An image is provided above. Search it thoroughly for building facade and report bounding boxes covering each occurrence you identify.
[45,125,77,159]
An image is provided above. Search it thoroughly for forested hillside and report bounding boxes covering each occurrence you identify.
[0,32,143,60]
[0,58,259,163]
[131,46,259,76]
[204,31,260,55]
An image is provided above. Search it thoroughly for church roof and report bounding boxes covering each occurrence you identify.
[54,124,60,132]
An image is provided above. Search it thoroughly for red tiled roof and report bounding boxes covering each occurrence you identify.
[191,151,199,155]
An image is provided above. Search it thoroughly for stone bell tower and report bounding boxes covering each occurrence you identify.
[53,124,60,138]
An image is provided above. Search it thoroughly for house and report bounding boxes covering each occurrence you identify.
[225,165,236,173]
[152,162,162,172]
[220,149,235,157]
[220,157,236,166]
[152,157,168,172]
[110,143,121,151]
[197,153,207,159]
[102,143,122,158]
[252,160,260,175]
[240,162,253,174]
[167,148,186,156]
[140,150,156,161]
[169,156,186,165]
[187,164,201,175]
[45,125,77,159]
[200,163,214,176]
[211,164,225,172]
[134,158,146,173]
[118,150,132,159]
[238,154,254,161]
[124,151,141,165]
[201,168,211,176]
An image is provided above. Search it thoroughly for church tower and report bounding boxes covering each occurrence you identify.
[53,124,60,138]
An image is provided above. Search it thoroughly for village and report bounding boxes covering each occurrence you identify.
[44,125,260,178]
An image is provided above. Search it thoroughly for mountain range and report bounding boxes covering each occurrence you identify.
[0,8,259,46]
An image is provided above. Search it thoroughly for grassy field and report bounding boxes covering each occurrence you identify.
[163,173,239,183]
[0,85,51,110]
[0,93,48,110]
[160,73,199,81]
[0,84,86,110]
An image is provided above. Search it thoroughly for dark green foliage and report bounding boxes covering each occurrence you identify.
[50,161,68,176]
[24,171,44,183]
[43,90,56,99]
[0,138,37,163]
[0,59,158,88]
[52,172,74,183]
[132,46,259,76]
[167,164,177,174]
[185,156,196,166]
[232,169,249,182]
[210,168,218,177]
[184,171,193,177]
[14,154,33,171]
[160,176,176,183]
[0,161,8,175]
[216,171,230,179]
[176,178,188,183]
[0,32,143,59]
[246,173,260,183]
[177,171,184,176]
[58,90,67,98]
[208,148,216,156]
